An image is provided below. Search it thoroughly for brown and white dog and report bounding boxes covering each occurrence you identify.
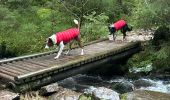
[45,19,84,59]
[108,20,132,41]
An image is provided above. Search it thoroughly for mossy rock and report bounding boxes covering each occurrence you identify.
[121,90,170,100]
[152,26,170,46]
[78,94,96,100]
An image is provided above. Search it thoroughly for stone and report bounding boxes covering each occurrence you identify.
[49,87,81,100]
[112,81,135,94]
[122,90,170,100]
[39,83,59,96]
[85,86,120,100]
[133,79,154,88]
[0,90,19,100]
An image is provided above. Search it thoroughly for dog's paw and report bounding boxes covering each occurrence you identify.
[81,52,84,55]
[63,50,70,55]
[123,38,128,42]
[54,56,59,59]
[81,49,84,55]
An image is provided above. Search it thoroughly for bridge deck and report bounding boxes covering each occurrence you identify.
[0,40,140,91]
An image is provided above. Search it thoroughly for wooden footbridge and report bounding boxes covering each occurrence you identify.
[0,39,141,92]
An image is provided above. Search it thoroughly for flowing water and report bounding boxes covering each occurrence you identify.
[58,74,170,94]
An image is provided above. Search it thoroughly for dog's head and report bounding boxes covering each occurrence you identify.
[45,38,54,49]
[108,26,116,35]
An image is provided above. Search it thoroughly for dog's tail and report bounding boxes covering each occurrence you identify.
[74,19,80,30]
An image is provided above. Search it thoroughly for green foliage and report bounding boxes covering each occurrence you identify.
[0,5,19,33]
[154,47,169,60]
[127,27,170,74]
[0,0,170,60]
[79,94,95,100]
[153,57,170,73]
[37,8,52,20]
[0,2,73,58]
[127,51,154,68]
[81,12,109,41]
[131,0,170,28]
[152,40,170,72]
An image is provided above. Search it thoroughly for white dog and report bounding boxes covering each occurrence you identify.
[45,19,84,59]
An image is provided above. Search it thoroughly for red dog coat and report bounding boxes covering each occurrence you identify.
[55,28,80,45]
[113,20,126,30]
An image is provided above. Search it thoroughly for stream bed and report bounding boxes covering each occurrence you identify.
[58,74,170,94]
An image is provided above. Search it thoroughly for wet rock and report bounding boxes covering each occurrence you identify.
[39,83,59,96]
[84,86,120,100]
[0,90,19,100]
[49,88,81,100]
[93,87,119,100]
[133,79,155,88]
[112,81,135,94]
[58,77,77,91]
[121,90,170,100]
[73,74,103,86]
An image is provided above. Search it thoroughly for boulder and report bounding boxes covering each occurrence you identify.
[112,81,135,94]
[92,87,120,100]
[49,88,81,100]
[121,90,170,100]
[39,83,59,96]
[84,86,120,100]
[0,90,19,100]
[133,79,155,88]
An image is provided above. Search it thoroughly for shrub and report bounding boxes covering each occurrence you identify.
[81,12,109,42]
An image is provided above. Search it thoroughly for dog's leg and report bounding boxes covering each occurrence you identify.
[122,31,127,41]
[121,27,127,41]
[123,32,127,41]
[54,41,64,59]
[75,36,84,55]
[112,33,116,41]
[109,27,116,41]
[64,42,73,55]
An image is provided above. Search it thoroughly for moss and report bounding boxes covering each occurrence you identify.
[78,94,96,100]
[120,93,128,100]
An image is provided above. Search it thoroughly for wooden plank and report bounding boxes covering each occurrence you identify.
[8,63,35,72]
[22,61,47,69]
[0,69,17,77]
[0,73,14,81]
[0,65,22,75]
[1,64,29,74]
[24,60,50,67]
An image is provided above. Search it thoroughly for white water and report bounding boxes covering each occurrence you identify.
[59,74,170,94]
[139,79,170,93]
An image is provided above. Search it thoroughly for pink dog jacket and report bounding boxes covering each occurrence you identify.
[113,20,126,30]
[55,28,80,45]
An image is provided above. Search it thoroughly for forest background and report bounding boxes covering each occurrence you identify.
[0,0,169,70]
